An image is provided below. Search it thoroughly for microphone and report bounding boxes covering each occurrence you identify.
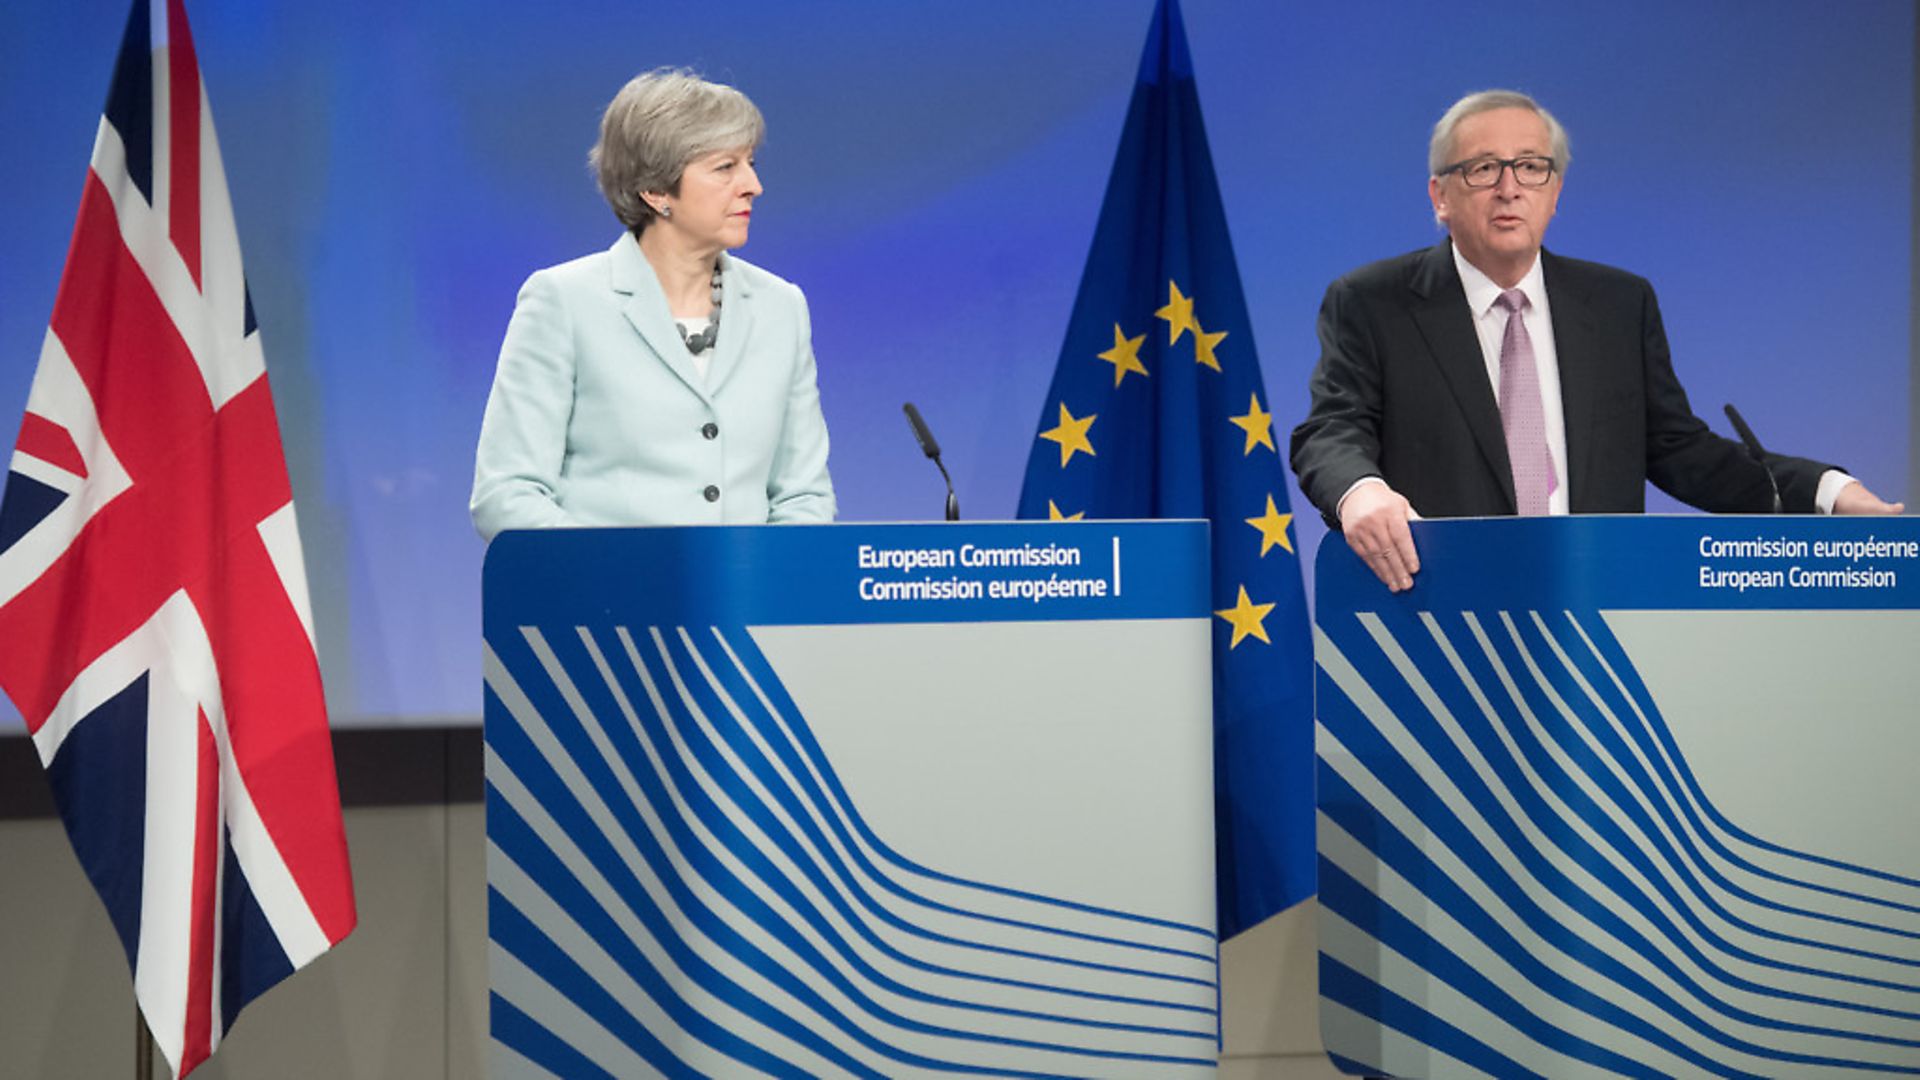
[902,402,960,521]
[1723,403,1782,514]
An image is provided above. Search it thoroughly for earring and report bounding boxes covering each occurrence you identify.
[658,204,672,219]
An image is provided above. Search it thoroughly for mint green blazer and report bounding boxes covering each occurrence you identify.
[471,234,835,540]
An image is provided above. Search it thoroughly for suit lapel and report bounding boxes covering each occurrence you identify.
[609,234,712,404]
[1542,250,1599,511]
[1408,242,1515,511]
[704,251,754,397]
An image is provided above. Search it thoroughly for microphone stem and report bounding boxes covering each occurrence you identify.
[933,457,959,521]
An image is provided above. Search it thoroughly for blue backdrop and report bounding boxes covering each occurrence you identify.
[1,0,1910,726]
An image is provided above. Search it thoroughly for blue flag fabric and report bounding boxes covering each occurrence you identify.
[1015,0,1314,938]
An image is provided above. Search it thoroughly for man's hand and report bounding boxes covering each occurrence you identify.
[1340,481,1420,592]
[1834,480,1906,515]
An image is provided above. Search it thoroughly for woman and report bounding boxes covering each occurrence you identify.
[471,69,835,541]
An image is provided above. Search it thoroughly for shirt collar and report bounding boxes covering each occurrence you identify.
[1452,243,1546,319]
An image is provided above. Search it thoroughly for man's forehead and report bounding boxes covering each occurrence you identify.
[1452,108,1552,152]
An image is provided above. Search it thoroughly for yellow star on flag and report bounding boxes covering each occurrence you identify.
[1047,500,1084,521]
[1098,324,1149,387]
[1245,495,1295,556]
[1193,325,1228,371]
[1228,392,1275,455]
[1215,585,1275,648]
[1038,402,1097,466]
[1154,281,1197,345]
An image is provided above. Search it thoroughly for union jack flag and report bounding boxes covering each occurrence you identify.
[0,1,356,1075]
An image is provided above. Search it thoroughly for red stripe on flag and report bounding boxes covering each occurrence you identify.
[179,706,220,1077]
[53,175,216,486]
[202,378,295,521]
[15,412,89,479]
[191,531,357,943]
[166,0,201,289]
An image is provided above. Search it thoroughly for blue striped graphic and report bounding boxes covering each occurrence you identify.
[1316,594,1920,1077]
[486,622,1217,1078]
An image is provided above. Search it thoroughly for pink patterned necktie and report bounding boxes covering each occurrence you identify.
[1495,289,1558,514]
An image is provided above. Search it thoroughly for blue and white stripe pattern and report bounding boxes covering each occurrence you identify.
[1316,604,1920,1077]
[485,622,1219,1077]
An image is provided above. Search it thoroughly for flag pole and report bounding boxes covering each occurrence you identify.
[134,1007,153,1080]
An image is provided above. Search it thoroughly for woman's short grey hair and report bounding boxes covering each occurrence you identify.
[1428,89,1571,177]
[591,68,765,233]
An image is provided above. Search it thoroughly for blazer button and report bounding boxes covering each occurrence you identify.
[703,485,720,503]
[701,422,719,440]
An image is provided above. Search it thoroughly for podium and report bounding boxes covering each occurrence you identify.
[482,522,1219,1078]
[1314,516,1920,1076]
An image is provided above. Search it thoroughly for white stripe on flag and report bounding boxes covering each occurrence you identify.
[188,83,263,410]
[134,591,225,1074]
[144,33,172,266]
[6,447,85,496]
[0,332,131,612]
[255,503,317,653]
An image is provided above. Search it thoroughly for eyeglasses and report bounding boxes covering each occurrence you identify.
[1438,155,1556,189]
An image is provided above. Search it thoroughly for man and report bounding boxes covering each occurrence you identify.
[1289,89,1902,592]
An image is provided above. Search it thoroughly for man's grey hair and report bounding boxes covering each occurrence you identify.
[591,68,765,233]
[1428,89,1571,177]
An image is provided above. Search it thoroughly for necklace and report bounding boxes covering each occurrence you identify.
[676,261,723,355]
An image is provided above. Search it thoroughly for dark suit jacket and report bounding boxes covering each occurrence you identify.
[1288,241,1833,525]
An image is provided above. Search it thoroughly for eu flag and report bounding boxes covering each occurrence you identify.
[1016,0,1314,938]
